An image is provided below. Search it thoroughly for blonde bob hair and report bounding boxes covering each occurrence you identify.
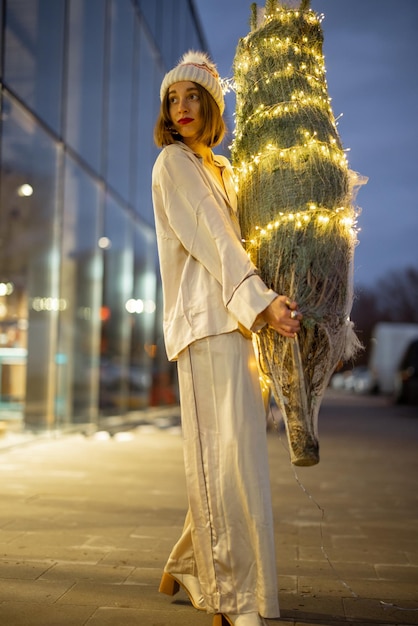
[154,82,226,148]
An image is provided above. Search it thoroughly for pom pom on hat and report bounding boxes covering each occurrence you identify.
[160,50,225,114]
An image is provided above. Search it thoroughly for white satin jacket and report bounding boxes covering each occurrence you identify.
[152,142,277,361]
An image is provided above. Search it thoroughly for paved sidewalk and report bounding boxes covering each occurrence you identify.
[0,392,417,625]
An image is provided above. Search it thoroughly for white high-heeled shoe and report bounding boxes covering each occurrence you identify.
[212,612,267,625]
[159,571,206,611]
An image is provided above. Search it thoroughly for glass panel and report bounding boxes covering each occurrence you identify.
[65,0,106,173]
[151,276,178,406]
[134,26,159,224]
[106,0,135,203]
[173,0,189,62]
[0,94,60,427]
[0,0,3,79]
[56,155,102,425]
[99,195,133,416]
[138,0,157,41]
[159,0,177,68]
[4,0,65,135]
[129,226,157,409]
[185,4,204,52]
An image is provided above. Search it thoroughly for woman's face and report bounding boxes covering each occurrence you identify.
[168,81,203,144]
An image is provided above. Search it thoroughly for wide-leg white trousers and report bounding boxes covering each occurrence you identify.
[164,331,280,617]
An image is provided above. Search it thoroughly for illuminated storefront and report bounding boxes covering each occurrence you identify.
[0,0,206,430]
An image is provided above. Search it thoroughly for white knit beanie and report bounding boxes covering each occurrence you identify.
[160,50,225,115]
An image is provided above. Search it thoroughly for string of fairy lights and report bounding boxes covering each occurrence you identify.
[234,137,348,177]
[247,207,356,243]
[231,4,359,251]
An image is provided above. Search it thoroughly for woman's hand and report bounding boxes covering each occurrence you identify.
[260,295,302,338]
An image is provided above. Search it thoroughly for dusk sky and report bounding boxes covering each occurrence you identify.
[194,0,418,288]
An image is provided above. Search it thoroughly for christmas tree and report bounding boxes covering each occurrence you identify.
[232,0,366,465]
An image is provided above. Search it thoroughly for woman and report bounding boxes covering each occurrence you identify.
[152,51,302,626]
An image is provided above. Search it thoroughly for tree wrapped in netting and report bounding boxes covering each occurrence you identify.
[232,0,366,465]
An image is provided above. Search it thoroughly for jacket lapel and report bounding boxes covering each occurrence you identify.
[213,157,238,215]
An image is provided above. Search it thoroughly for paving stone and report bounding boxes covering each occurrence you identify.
[56,580,152,608]
[375,564,418,583]
[0,578,73,603]
[0,559,54,580]
[0,601,95,626]
[341,578,418,602]
[278,592,346,621]
[85,606,213,626]
[343,596,418,625]
[40,562,135,583]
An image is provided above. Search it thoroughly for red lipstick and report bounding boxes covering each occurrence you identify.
[178,118,194,125]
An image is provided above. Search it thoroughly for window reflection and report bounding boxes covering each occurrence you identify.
[106,0,135,203]
[65,0,106,174]
[134,25,159,224]
[0,0,3,79]
[4,0,65,134]
[129,226,157,409]
[0,93,60,426]
[138,0,157,40]
[159,0,177,69]
[56,155,102,425]
[100,195,133,415]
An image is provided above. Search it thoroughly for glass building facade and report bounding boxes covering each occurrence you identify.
[0,0,207,431]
